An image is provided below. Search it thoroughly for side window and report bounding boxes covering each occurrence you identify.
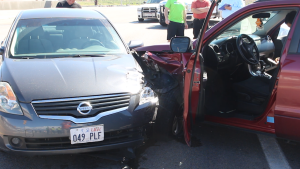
[288,11,300,53]
[277,23,290,39]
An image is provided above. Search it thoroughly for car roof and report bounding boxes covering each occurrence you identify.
[19,8,103,19]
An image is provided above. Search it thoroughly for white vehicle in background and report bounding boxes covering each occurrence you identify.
[157,0,219,26]
[137,0,219,26]
[137,0,164,22]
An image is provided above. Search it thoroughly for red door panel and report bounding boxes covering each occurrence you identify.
[182,0,217,146]
[275,55,300,141]
[275,115,300,141]
[275,11,300,141]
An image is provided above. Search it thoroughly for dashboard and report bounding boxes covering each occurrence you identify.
[207,34,275,70]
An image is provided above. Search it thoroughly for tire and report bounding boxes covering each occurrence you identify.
[159,13,167,26]
[171,114,183,137]
[160,22,167,26]
[187,21,193,26]
[138,18,144,22]
[154,88,183,138]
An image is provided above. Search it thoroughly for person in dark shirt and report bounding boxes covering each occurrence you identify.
[56,0,82,8]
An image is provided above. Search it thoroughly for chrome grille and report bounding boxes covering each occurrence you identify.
[142,7,157,13]
[142,7,157,18]
[32,93,131,118]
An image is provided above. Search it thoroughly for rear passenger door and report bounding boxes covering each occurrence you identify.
[274,10,300,141]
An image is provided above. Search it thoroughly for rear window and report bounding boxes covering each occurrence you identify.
[9,17,127,58]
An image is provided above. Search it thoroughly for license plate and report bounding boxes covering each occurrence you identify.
[70,125,104,144]
[143,13,155,16]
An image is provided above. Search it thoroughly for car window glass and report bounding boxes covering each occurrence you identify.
[277,23,290,39]
[9,18,127,58]
[214,11,277,40]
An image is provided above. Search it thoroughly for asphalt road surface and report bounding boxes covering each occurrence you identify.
[0,6,300,169]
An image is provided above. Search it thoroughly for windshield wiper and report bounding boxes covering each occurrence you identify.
[70,54,104,57]
[20,57,36,59]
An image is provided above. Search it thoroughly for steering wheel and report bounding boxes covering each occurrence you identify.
[82,39,105,49]
[236,34,259,65]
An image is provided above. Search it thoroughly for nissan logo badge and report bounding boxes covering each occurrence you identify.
[77,102,93,115]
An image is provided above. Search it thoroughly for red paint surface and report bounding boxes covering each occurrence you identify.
[137,0,300,144]
[135,44,170,52]
[182,54,196,146]
[275,115,300,141]
[202,1,300,138]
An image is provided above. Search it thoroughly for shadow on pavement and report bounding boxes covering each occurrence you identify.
[130,19,158,24]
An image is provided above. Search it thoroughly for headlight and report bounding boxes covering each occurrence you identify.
[140,87,157,105]
[127,70,143,94]
[0,82,23,115]
[137,7,141,11]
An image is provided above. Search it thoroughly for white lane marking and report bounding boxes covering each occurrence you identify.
[258,134,291,169]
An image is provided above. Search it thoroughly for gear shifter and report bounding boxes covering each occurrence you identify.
[259,60,266,74]
[259,60,272,79]
[248,61,271,79]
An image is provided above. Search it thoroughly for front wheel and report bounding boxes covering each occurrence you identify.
[154,88,183,138]
[171,115,183,137]
[138,18,144,22]
[160,22,167,26]
[159,16,167,26]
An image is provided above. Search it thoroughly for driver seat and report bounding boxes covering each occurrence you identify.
[232,67,279,115]
[68,26,94,49]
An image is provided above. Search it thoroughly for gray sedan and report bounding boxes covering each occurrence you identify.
[0,8,156,155]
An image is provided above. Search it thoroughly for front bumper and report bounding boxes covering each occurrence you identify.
[137,11,158,20]
[186,13,194,22]
[0,97,156,155]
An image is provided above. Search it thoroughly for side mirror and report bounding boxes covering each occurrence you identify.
[170,37,192,53]
[0,46,4,55]
[128,40,144,50]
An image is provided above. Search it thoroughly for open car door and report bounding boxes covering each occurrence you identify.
[181,0,219,146]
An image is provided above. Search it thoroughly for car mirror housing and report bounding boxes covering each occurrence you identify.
[128,40,144,50]
[170,36,192,53]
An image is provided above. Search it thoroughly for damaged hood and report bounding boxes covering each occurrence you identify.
[2,55,140,102]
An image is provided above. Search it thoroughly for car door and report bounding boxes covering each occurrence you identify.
[182,0,218,146]
[274,10,300,142]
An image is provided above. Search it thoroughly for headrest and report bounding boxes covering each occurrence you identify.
[17,27,45,40]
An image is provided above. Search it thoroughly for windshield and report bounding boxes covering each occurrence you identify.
[9,17,127,58]
[146,0,163,4]
[215,11,278,39]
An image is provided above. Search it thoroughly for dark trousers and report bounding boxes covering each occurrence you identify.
[193,18,206,39]
[167,21,185,40]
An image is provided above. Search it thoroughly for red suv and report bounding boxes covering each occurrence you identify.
[133,0,300,146]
